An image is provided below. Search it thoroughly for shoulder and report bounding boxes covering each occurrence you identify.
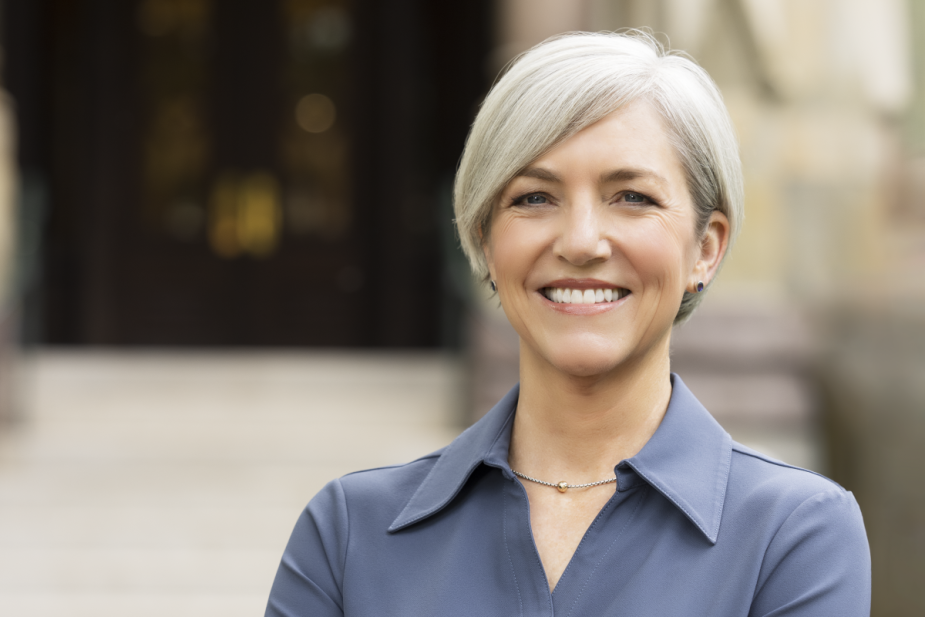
[725,442,868,582]
[729,441,847,498]
[725,441,862,529]
[267,453,446,616]
[305,450,443,531]
[724,444,870,613]
[338,450,443,502]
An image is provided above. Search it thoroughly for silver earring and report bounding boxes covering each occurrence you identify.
[489,280,497,292]
[696,281,704,293]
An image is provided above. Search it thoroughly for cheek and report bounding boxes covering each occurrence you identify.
[487,218,545,279]
[622,218,693,284]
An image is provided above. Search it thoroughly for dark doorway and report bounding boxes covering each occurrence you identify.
[3,0,493,347]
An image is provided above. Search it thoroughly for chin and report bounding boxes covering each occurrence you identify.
[545,348,629,380]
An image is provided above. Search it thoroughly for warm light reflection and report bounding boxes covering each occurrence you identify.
[281,0,352,239]
[295,93,336,133]
[238,173,282,257]
[208,171,282,259]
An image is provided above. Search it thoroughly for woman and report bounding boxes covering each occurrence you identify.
[266,31,870,616]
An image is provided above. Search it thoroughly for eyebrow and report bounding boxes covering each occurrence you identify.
[599,168,670,188]
[516,167,561,182]
[514,166,670,188]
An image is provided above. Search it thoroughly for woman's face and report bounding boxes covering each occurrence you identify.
[483,101,728,379]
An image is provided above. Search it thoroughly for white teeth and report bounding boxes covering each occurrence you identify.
[544,287,627,304]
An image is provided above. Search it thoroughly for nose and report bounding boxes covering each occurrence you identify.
[553,199,611,266]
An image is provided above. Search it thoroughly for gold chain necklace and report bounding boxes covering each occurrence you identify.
[511,469,617,493]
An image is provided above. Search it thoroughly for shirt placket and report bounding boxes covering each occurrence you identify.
[501,475,556,616]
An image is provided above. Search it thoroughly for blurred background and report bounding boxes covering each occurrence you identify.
[0,0,922,615]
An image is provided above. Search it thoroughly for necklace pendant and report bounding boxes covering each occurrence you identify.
[557,481,569,493]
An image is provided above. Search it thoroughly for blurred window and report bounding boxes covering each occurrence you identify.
[138,0,353,257]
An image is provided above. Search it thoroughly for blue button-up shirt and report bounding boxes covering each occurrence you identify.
[266,375,870,616]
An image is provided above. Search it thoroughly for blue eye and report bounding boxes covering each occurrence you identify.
[624,192,646,203]
[514,193,548,206]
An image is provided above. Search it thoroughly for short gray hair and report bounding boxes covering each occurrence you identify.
[453,30,743,323]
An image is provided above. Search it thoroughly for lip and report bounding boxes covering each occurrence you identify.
[542,293,629,315]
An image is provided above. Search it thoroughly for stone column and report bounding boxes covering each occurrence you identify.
[0,77,17,426]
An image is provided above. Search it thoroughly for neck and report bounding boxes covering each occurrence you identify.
[508,337,673,482]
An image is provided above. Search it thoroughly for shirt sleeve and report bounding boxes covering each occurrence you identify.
[265,479,349,617]
[749,488,871,617]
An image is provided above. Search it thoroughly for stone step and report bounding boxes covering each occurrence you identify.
[0,351,463,617]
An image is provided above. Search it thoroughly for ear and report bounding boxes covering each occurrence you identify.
[688,210,730,292]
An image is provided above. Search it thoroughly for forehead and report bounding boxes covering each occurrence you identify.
[518,100,686,188]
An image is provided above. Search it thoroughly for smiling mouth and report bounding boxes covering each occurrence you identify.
[542,287,630,304]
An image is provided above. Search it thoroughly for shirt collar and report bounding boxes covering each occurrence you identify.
[620,374,732,543]
[389,374,731,544]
